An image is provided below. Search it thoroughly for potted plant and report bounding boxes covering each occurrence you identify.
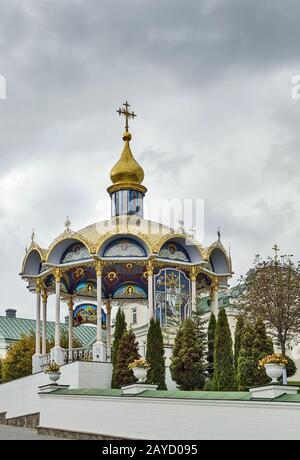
[258,354,288,383]
[45,362,61,383]
[128,358,150,383]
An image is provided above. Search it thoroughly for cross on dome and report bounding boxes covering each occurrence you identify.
[116,101,137,133]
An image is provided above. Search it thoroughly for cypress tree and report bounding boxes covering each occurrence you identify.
[170,318,206,390]
[213,308,236,391]
[236,322,256,390]
[251,317,274,386]
[111,308,127,388]
[114,329,140,388]
[207,313,216,378]
[234,316,245,369]
[146,318,167,390]
[237,318,274,390]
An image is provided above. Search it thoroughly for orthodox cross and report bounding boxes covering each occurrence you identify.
[116,101,137,132]
[272,243,280,261]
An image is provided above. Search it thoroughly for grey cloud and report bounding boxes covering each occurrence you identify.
[0,0,299,316]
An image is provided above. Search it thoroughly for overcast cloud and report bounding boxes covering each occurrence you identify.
[0,0,299,320]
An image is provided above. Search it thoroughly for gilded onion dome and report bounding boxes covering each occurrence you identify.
[107,131,147,195]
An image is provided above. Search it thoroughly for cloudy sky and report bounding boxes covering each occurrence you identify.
[0,0,299,320]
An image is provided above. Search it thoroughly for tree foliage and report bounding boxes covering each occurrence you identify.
[2,332,36,382]
[146,318,167,390]
[213,308,236,391]
[207,313,216,378]
[170,318,206,391]
[237,318,274,390]
[113,329,140,388]
[234,316,244,370]
[111,308,127,388]
[238,254,300,355]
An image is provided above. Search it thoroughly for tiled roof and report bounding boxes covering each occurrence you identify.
[0,316,96,347]
[50,388,300,403]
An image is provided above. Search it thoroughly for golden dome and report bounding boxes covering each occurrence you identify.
[107,131,147,195]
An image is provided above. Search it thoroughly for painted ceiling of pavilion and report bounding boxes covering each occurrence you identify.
[43,263,150,299]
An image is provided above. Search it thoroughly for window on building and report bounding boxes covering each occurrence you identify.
[132,307,137,325]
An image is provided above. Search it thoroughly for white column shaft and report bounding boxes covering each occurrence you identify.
[191,278,197,312]
[68,305,73,350]
[211,285,219,316]
[107,308,112,360]
[35,290,41,354]
[55,280,61,346]
[97,274,102,342]
[148,273,154,318]
[42,296,47,355]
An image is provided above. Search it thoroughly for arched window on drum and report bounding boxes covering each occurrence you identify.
[154,269,191,328]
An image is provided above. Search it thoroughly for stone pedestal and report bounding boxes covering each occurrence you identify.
[121,383,158,396]
[92,341,107,362]
[249,384,299,399]
[38,384,70,393]
[50,346,65,366]
[32,353,42,374]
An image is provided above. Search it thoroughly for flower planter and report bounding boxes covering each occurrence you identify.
[264,364,285,383]
[48,371,61,383]
[133,367,147,383]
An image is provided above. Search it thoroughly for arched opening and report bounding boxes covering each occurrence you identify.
[99,235,148,258]
[157,237,203,264]
[23,250,42,275]
[209,248,230,274]
[47,239,91,264]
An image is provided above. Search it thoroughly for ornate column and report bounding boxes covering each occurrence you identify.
[35,281,41,355]
[106,298,112,361]
[93,261,106,362]
[210,277,219,317]
[32,281,42,374]
[68,298,74,351]
[42,289,48,355]
[147,258,155,319]
[190,266,197,313]
[54,269,61,347]
[50,269,65,366]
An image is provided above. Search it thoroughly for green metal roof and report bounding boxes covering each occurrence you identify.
[49,388,300,403]
[0,316,96,348]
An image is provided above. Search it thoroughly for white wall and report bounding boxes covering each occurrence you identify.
[0,361,112,419]
[39,393,300,440]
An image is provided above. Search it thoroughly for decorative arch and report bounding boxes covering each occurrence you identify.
[209,248,230,274]
[22,249,42,275]
[157,236,204,264]
[46,238,91,264]
[98,234,149,257]
[112,283,147,299]
[158,241,191,262]
[61,242,90,264]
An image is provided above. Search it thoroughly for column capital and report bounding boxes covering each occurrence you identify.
[190,266,198,282]
[95,260,104,276]
[54,268,62,283]
[146,257,155,276]
[42,289,48,303]
[36,280,41,294]
[210,276,219,295]
[68,297,74,311]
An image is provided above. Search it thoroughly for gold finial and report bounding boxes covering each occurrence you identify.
[65,216,71,230]
[272,244,280,261]
[31,229,35,242]
[117,101,137,133]
[107,101,146,195]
